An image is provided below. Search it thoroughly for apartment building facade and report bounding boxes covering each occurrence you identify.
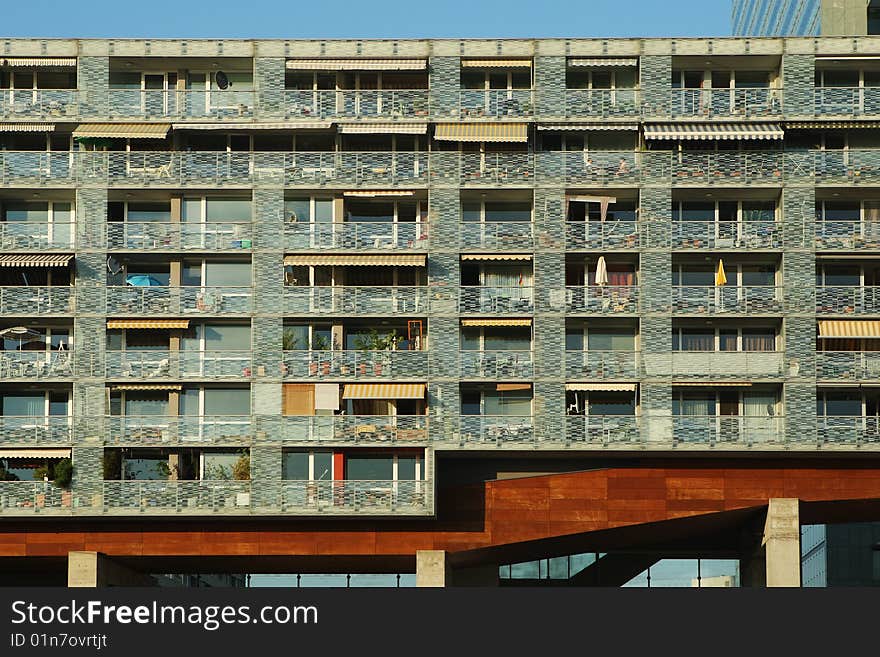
[733,0,880,36]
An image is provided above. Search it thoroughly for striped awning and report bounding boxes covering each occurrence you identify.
[342,383,426,400]
[568,58,638,68]
[283,254,425,266]
[460,254,532,261]
[788,121,880,130]
[461,319,532,327]
[0,57,76,68]
[460,59,532,68]
[0,123,55,132]
[538,123,639,131]
[343,190,416,197]
[72,123,171,139]
[644,123,784,141]
[338,123,428,135]
[672,382,753,387]
[0,448,71,459]
[286,58,426,71]
[496,383,532,392]
[567,195,617,204]
[106,319,190,330]
[112,384,182,391]
[566,383,637,392]
[818,320,880,339]
[173,122,332,130]
[0,254,72,267]
[434,122,529,143]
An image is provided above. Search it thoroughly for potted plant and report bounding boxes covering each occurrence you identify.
[232,452,251,507]
[311,334,332,375]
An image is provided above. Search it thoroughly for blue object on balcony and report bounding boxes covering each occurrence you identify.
[125,274,164,287]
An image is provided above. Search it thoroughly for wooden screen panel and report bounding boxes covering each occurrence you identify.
[283,384,315,416]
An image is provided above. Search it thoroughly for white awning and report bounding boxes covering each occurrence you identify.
[567,195,617,204]
[286,58,426,71]
[342,190,415,197]
[173,122,332,130]
[338,123,427,134]
[460,59,532,68]
[0,57,76,68]
[0,254,72,267]
[566,383,637,392]
[0,123,55,132]
[538,123,638,131]
[568,58,638,68]
[460,254,532,261]
[644,123,784,141]
[0,448,71,458]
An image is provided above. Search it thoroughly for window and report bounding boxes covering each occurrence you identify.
[461,326,531,351]
[282,450,333,480]
[567,67,636,91]
[672,327,776,351]
[460,387,533,416]
[285,198,334,223]
[345,453,423,481]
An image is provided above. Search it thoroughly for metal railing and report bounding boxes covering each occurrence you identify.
[458,286,534,314]
[0,416,72,445]
[817,416,880,445]
[106,222,253,251]
[282,286,426,315]
[0,89,78,119]
[564,89,640,118]
[458,415,535,445]
[282,350,428,379]
[672,415,784,446]
[816,286,880,315]
[564,415,641,446]
[667,151,784,185]
[105,350,252,380]
[814,87,880,117]
[459,350,534,379]
[815,220,880,250]
[0,286,74,315]
[105,286,253,315]
[565,221,639,250]
[104,416,252,444]
[284,222,428,251]
[0,152,76,185]
[671,286,782,314]
[0,482,77,514]
[0,222,74,250]
[816,351,880,381]
[458,222,534,250]
[280,480,430,513]
[0,351,74,379]
[283,89,430,120]
[565,285,639,314]
[666,351,784,379]
[267,415,429,444]
[671,220,780,250]
[457,152,535,185]
[535,151,640,186]
[108,89,255,119]
[669,88,783,118]
[564,350,640,379]
[458,89,534,118]
[103,480,253,513]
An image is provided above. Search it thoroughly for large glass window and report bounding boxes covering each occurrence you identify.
[2,395,44,416]
[203,325,251,351]
[483,388,532,416]
[346,456,393,480]
[203,388,250,416]
[203,262,251,287]
[205,198,251,223]
[124,393,168,416]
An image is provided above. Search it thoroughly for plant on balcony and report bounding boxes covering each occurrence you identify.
[155,461,177,480]
[354,329,402,375]
[102,451,122,480]
[282,330,300,351]
[0,464,19,481]
[53,459,73,489]
[232,453,251,481]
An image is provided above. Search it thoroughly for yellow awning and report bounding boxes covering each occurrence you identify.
[112,384,182,391]
[460,59,532,68]
[434,122,529,143]
[496,383,532,392]
[173,122,332,130]
[566,383,637,392]
[460,254,532,261]
[0,123,55,132]
[0,254,72,267]
[73,123,171,139]
[338,123,427,134]
[286,58,426,71]
[342,383,426,400]
[106,319,190,330]
[0,58,76,67]
[461,319,532,327]
[819,320,880,339]
[283,254,425,266]
[0,448,71,459]
[342,190,416,197]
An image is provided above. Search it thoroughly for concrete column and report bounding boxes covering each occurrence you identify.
[416,550,449,587]
[68,551,153,587]
[763,498,801,588]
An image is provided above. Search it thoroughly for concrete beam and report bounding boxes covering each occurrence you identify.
[762,499,801,588]
[415,550,449,588]
[68,552,154,588]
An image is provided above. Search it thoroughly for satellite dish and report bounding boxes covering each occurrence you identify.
[215,71,229,90]
[107,256,123,275]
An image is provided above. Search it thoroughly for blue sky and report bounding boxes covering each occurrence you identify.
[4,0,732,39]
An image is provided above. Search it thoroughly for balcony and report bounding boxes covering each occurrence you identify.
[283,89,430,120]
[564,415,640,447]
[537,151,640,186]
[564,89,640,119]
[104,416,252,445]
[105,350,252,380]
[103,480,253,514]
[816,352,880,381]
[108,89,255,120]
[565,286,639,314]
[664,351,784,379]
[670,220,780,250]
[282,286,426,315]
[459,222,534,251]
[565,221,639,251]
[459,350,534,379]
[814,87,880,117]
[455,153,535,186]
[564,350,640,379]
[0,152,75,186]
[458,415,534,445]
[280,480,430,515]
[105,286,253,316]
[0,222,74,251]
[0,287,74,316]
[671,286,782,315]
[106,222,253,252]
[803,150,880,185]
[282,350,428,379]
[458,286,534,314]
[816,286,880,315]
[668,151,784,186]
[672,415,784,447]
[0,351,75,380]
[0,482,79,515]
[0,89,79,120]
[669,88,782,118]
[0,416,72,445]
[815,221,880,251]
[266,415,429,444]
[284,222,428,252]
[817,416,880,446]
[458,89,534,119]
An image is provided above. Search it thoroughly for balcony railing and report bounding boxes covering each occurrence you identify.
[816,351,880,381]
[283,89,430,120]
[458,286,534,314]
[280,479,430,514]
[284,222,428,251]
[104,416,252,444]
[564,350,640,379]
[669,88,782,118]
[0,152,75,185]
[108,89,255,119]
[816,286,880,315]
[798,150,880,184]
[457,152,535,186]
[817,416,880,445]
[458,222,534,251]
[105,350,252,380]
[0,89,79,120]
[103,480,253,513]
[0,222,74,251]
[671,286,782,314]
[671,220,780,250]
[565,285,639,314]
[565,221,639,250]
[459,350,534,379]
[266,415,429,444]
[815,221,880,251]
[105,286,253,315]
[564,415,640,446]
[283,286,426,315]
[672,415,784,446]
[668,151,784,185]
[564,89,640,118]
[282,350,428,379]
[537,151,640,186]
[458,415,534,445]
[0,286,74,315]
[814,87,880,117]
[0,416,72,445]
[666,351,784,379]
[0,351,74,380]
[0,481,77,514]
[106,222,253,251]
[458,89,534,119]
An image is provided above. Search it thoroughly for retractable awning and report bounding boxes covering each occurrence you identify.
[338,123,427,135]
[173,122,332,130]
[461,319,532,327]
[0,254,72,267]
[538,123,638,131]
[461,59,531,68]
[434,122,529,143]
[567,195,617,204]
[112,384,182,391]
[72,123,171,139]
[106,319,190,330]
[0,58,76,67]
[496,383,532,391]
[286,58,426,71]
[672,382,753,387]
[342,383,426,399]
[283,254,425,266]
[343,190,416,197]
[818,320,880,339]
[460,254,532,261]
[788,121,880,130]
[568,58,638,68]
[566,383,637,392]
[0,448,71,459]
[0,123,55,132]
[644,123,784,141]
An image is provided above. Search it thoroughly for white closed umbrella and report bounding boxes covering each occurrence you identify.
[595,256,609,286]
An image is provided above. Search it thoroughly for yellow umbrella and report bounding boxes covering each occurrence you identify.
[715,259,728,286]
